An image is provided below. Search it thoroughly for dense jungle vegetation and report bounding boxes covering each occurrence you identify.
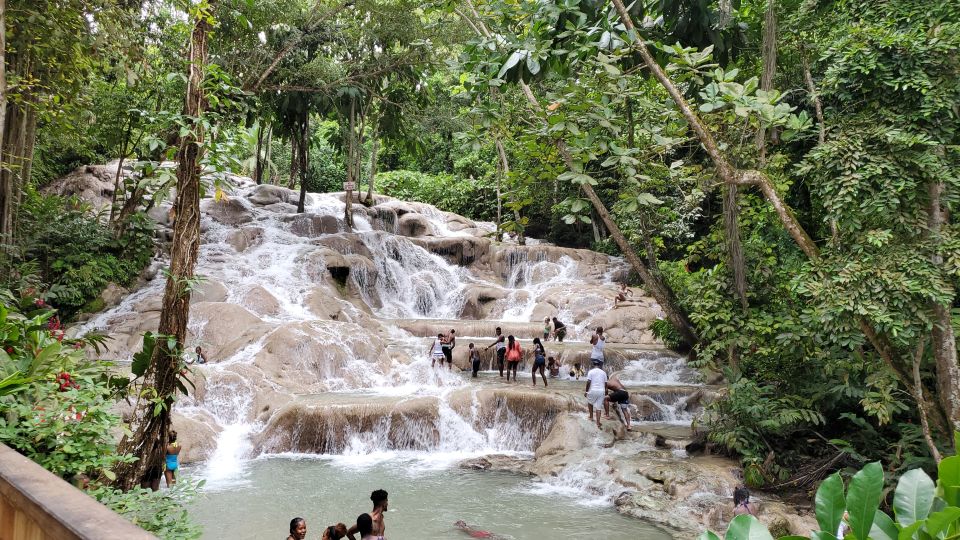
[0,0,957,537]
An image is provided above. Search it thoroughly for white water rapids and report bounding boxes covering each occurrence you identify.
[79,178,702,536]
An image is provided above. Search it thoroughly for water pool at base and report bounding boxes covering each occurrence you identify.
[188,456,672,539]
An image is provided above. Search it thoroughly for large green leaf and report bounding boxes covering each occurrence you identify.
[870,510,899,540]
[816,472,846,534]
[939,457,960,507]
[895,469,936,526]
[847,462,884,540]
[699,532,722,540]
[724,515,774,540]
[925,507,960,538]
[898,521,923,540]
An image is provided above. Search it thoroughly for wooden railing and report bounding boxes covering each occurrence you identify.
[0,444,157,539]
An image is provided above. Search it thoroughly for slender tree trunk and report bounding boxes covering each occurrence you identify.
[297,113,309,213]
[626,97,635,148]
[109,118,134,223]
[344,98,355,231]
[364,120,379,204]
[927,178,960,434]
[0,0,8,255]
[254,122,265,185]
[264,126,274,184]
[801,53,826,145]
[113,9,210,491]
[912,338,943,463]
[755,0,777,163]
[495,137,524,244]
[724,184,748,311]
[288,136,298,190]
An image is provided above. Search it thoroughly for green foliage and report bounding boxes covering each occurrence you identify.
[703,448,960,539]
[90,481,203,540]
[0,292,199,538]
[9,190,154,319]
[372,170,499,222]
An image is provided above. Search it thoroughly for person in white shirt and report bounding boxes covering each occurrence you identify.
[584,358,608,429]
[589,327,606,366]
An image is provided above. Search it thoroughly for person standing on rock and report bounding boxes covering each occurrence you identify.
[604,375,631,432]
[531,337,547,387]
[469,343,481,378]
[163,430,181,487]
[589,326,606,367]
[505,335,522,382]
[485,327,506,377]
[347,489,388,540]
[584,358,608,429]
[551,317,566,342]
[442,329,457,370]
[429,333,446,368]
[542,317,552,340]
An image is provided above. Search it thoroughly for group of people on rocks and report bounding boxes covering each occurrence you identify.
[286,489,388,540]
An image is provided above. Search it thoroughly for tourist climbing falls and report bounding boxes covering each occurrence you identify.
[0,0,957,539]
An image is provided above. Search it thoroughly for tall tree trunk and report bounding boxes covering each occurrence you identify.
[344,98,355,231]
[912,338,943,463]
[495,138,524,244]
[254,122,265,185]
[927,178,960,434]
[626,97,635,148]
[109,118,134,223]
[725,184,748,311]
[801,53,826,145]
[264,126,274,184]
[0,0,8,255]
[288,136,298,190]
[297,113,309,213]
[755,0,777,163]
[113,9,210,491]
[364,123,379,205]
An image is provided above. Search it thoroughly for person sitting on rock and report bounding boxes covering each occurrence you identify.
[613,282,633,308]
[604,375,632,432]
[454,520,508,539]
[429,333,446,368]
[195,346,207,364]
[551,317,567,342]
[733,486,757,517]
[584,358,608,429]
[547,356,560,378]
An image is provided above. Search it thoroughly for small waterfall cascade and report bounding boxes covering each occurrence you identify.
[79,178,703,501]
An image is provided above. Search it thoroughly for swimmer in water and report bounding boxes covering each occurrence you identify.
[454,520,509,539]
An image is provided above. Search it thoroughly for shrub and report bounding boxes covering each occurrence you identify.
[371,169,499,221]
[11,189,154,319]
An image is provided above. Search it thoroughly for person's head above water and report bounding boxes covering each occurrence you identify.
[733,486,750,506]
[469,342,475,349]
[495,327,502,335]
[450,329,456,335]
[169,430,177,443]
[289,517,306,539]
[533,337,542,346]
[454,520,468,529]
[437,333,444,339]
[507,335,515,346]
[371,488,388,510]
[552,317,561,324]
[357,513,373,536]
[596,326,604,334]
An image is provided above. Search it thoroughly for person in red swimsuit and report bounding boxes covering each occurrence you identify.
[454,520,508,539]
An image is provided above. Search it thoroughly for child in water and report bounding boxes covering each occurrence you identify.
[454,520,508,539]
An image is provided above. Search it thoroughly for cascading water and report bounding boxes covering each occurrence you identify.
[79,178,698,537]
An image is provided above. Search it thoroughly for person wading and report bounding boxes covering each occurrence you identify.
[551,317,566,342]
[442,329,456,370]
[584,358,607,429]
[589,326,606,367]
[485,327,506,377]
[469,343,481,378]
[347,489,388,540]
[287,518,307,540]
[531,337,547,387]
[429,333,446,368]
[163,430,181,487]
[505,335,522,382]
[604,375,632,432]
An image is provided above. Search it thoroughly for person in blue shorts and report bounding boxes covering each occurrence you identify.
[531,337,547,387]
